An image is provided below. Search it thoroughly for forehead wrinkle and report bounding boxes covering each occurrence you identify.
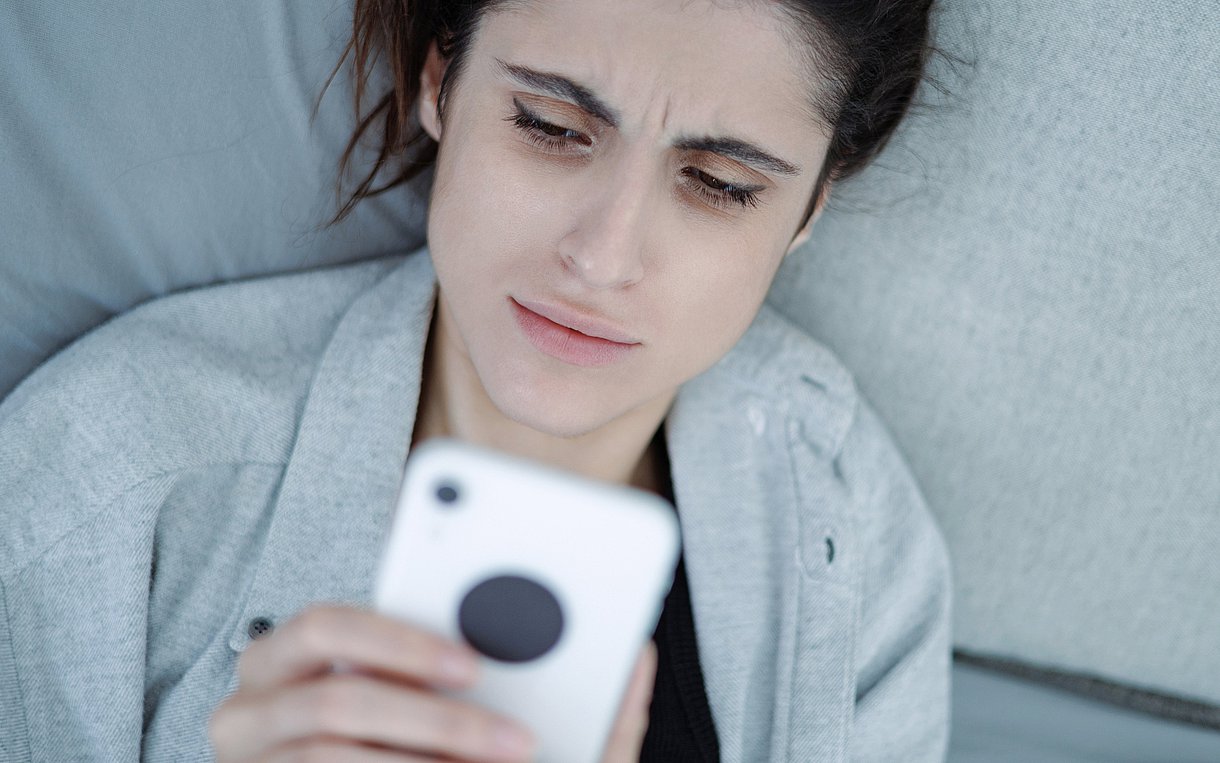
[488,0,824,129]
[497,55,805,178]
[483,0,822,171]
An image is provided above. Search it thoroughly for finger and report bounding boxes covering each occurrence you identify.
[259,737,436,763]
[236,604,482,694]
[212,672,536,763]
[259,734,456,763]
[599,641,659,763]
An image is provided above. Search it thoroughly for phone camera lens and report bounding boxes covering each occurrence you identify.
[436,482,460,505]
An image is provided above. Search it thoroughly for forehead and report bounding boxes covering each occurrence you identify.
[475,0,827,146]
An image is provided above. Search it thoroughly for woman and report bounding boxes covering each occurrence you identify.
[0,0,952,760]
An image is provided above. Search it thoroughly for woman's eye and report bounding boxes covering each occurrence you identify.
[503,107,591,152]
[681,168,762,211]
[504,104,762,212]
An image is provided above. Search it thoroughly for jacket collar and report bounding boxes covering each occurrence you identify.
[229,245,857,751]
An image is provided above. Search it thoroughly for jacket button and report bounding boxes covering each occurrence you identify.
[247,616,275,640]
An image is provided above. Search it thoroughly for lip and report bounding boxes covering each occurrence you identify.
[513,298,640,344]
[510,298,640,368]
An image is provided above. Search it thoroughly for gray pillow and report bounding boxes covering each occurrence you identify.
[768,0,1220,725]
[0,0,429,398]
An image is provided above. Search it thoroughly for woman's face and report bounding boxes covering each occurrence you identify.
[420,0,831,438]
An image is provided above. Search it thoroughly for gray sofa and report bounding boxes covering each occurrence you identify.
[2,1,1217,759]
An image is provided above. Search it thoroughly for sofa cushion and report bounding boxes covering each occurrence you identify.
[0,0,429,397]
[768,0,1220,720]
[949,660,1220,761]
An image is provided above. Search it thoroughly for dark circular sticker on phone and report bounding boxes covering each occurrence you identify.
[458,574,564,663]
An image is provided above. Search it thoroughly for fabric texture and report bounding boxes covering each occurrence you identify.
[955,651,1220,732]
[765,0,1220,719]
[948,661,1220,762]
[0,245,952,762]
[0,0,429,398]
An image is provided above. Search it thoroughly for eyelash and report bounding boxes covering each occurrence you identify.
[503,108,762,211]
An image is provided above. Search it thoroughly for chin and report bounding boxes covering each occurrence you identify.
[481,364,611,441]
[493,390,605,441]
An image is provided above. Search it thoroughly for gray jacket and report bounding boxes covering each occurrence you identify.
[0,246,952,761]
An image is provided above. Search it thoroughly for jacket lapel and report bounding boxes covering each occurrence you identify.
[228,250,437,654]
[666,352,803,760]
[665,305,859,762]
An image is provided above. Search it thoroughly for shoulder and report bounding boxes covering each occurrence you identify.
[703,301,860,458]
[751,303,952,628]
[743,305,953,735]
[0,253,409,572]
[684,301,952,748]
[833,381,950,575]
[0,253,406,455]
[834,393,953,758]
[710,301,949,579]
[831,383,952,719]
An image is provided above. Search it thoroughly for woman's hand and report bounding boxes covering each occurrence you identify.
[598,640,658,763]
[208,603,537,762]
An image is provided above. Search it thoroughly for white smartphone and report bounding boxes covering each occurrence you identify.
[373,438,681,763]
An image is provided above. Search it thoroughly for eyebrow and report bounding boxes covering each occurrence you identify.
[496,59,802,178]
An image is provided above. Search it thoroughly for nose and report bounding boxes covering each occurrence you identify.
[556,163,649,289]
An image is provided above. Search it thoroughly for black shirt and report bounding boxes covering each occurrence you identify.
[639,435,720,762]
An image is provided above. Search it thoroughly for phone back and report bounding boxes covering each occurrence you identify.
[374,438,681,762]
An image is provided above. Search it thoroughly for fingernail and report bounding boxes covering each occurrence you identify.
[493,722,535,758]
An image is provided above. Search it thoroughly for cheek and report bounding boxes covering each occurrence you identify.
[430,126,569,257]
[655,251,781,375]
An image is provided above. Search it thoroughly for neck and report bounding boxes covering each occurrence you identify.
[411,291,674,493]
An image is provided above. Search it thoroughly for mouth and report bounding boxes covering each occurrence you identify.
[509,297,640,368]
[512,298,639,344]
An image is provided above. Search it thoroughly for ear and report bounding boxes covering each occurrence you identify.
[418,40,447,142]
[785,180,832,256]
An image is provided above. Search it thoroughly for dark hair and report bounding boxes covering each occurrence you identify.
[324,0,954,236]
